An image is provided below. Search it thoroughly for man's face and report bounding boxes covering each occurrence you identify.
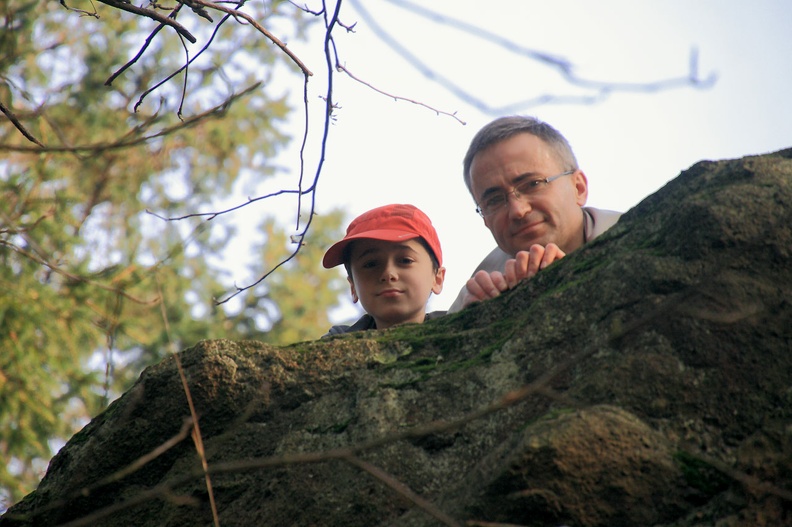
[470,133,589,256]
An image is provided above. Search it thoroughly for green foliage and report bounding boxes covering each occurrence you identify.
[0,0,343,507]
[228,210,350,345]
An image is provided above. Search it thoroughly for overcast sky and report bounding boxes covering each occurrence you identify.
[222,1,792,321]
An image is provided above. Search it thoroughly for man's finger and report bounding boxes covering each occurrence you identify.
[489,271,509,293]
[504,259,519,288]
[465,276,488,303]
[539,243,566,269]
[468,270,508,301]
[512,251,531,282]
[525,244,545,278]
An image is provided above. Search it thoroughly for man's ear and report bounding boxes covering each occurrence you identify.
[574,170,589,206]
[347,276,359,303]
[432,266,446,295]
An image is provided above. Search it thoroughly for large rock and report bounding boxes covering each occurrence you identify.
[3,149,792,526]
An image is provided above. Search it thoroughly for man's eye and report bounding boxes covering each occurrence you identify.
[484,195,506,209]
[517,179,543,193]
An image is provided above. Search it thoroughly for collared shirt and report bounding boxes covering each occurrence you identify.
[322,310,447,337]
[446,207,622,313]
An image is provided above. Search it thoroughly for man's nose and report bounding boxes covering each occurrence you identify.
[506,191,531,218]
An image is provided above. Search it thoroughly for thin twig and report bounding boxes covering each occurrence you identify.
[33,345,593,525]
[344,455,462,527]
[95,0,197,43]
[105,13,174,86]
[97,419,194,488]
[207,0,336,304]
[3,419,193,522]
[0,239,158,305]
[336,63,466,125]
[0,85,260,154]
[132,4,239,112]
[352,0,716,114]
[158,278,221,527]
[683,449,792,503]
[59,0,100,18]
[187,0,313,76]
[0,100,44,147]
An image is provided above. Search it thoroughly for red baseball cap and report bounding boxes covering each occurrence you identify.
[322,204,443,268]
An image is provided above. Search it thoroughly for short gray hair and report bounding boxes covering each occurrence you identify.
[462,116,579,195]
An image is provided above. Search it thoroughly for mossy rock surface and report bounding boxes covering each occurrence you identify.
[3,148,792,526]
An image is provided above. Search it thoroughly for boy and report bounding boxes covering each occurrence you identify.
[321,204,446,335]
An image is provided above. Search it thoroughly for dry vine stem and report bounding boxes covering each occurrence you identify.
[10,311,791,525]
[15,346,596,527]
[158,279,220,527]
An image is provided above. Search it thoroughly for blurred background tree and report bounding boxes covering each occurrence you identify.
[226,211,349,344]
[0,0,346,506]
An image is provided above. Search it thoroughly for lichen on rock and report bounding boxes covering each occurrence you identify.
[3,148,792,527]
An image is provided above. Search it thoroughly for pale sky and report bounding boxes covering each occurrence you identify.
[222,1,792,322]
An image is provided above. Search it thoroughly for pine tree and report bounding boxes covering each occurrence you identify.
[226,210,351,344]
[0,0,343,505]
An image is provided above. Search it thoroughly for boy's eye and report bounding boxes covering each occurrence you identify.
[361,259,379,269]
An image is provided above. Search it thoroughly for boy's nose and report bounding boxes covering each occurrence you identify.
[380,265,397,282]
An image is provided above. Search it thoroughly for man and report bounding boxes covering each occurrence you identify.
[447,116,622,312]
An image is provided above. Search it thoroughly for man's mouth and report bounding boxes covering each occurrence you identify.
[512,218,544,236]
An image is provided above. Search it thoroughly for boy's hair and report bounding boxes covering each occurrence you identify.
[322,204,443,272]
[340,237,440,277]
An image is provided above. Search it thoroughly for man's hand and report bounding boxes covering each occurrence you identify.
[461,243,566,307]
[503,243,565,289]
[462,269,509,307]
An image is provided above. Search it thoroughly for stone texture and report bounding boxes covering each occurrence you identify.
[3,148,792,526]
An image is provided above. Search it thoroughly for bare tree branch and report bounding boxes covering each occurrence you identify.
[336,63,466,124]
[0,238,159,305]
[0,418,195,522]
[186,0,314,77]
[92,0,198,43]
[0,100,44,147]
[105,7,179,87]
[350,0,717,114]
[205,0,342,305]
[344,454,463,527]
[160,282,221,527]
[9,340,591,525]
[0,84,261,153]
[59,0,100,19]
[130,3,240,112]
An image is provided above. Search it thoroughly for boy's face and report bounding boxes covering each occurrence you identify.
[347,238,445,330]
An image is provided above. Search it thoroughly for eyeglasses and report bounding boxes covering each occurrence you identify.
[475,169,576,217]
